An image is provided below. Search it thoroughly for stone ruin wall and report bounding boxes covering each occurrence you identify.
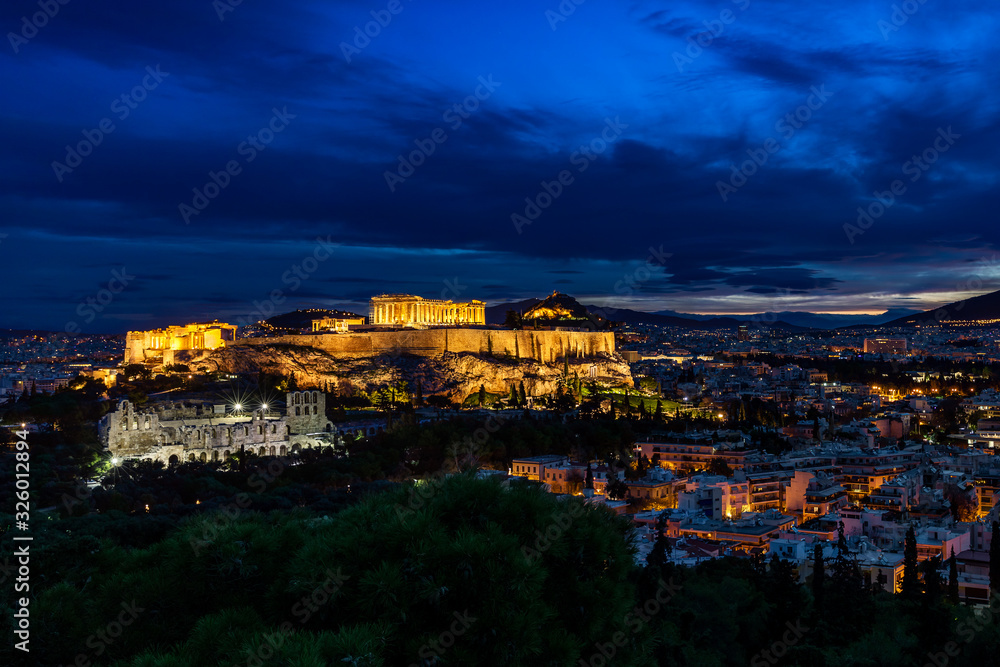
[100,392,337,464]
[233,329,616,362]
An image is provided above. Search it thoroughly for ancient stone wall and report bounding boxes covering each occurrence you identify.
[285,390,328,433]
[100,396,337,464]
[234,329,615,362]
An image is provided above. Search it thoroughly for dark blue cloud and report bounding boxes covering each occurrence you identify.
[1,0,999,330]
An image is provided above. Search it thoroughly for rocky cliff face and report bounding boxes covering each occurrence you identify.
[203,343,632,401]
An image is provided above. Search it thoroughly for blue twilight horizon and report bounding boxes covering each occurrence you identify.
[1,0,999,332]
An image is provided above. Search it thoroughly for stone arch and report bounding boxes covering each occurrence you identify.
[279,445,287,456]
[259,447,266,456]
[200,452,207,462]
[291,443,300,453]
[211,451,219,462]
[168,454,179,465]
[223,450,231,461]
[313,405,318,414]
[188,453,196,462]
[270,446,276,456]
[295,406,301,416]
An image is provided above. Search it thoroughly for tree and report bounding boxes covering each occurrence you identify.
[646,515,671,573]
[46,475,645,666]
[706,458,733,478]
[948,547,959,604]
[991,521,1000,598]
[478,384,487,407]
[605,474,628,501]
[812,544,825,614]
[922,555,943,605]
[509,384,517,406]
[414,380,423,406]
[121,363,151,382]
[903,524,920,599]
[504,310,522,329]
[654,399,663,422]
[518,382,527,405]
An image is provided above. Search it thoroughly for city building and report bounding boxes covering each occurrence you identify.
[510,455,570,482]
[863,338,907,354]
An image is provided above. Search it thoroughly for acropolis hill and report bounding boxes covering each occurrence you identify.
[209,328,631,402]
[124,294,633,401]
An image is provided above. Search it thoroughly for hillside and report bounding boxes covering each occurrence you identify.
[883,288,1000,326]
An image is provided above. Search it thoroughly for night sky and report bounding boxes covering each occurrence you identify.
[2,0,998,333]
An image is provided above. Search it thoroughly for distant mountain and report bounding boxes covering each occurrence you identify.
[486,297,803,330]
[485,299,541,325]
[654,309,923,329]
[586,306,805,331]
[883,288,1000,326]
[263,308,365,330]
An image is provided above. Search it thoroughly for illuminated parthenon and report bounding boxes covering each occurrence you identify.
[369,294,486,327]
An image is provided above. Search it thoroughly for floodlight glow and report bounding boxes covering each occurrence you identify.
[111,457,120,466]
[234,403,242,411]
[261,403,269,411]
